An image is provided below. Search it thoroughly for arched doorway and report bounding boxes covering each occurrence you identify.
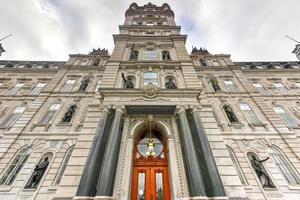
[131,128,170,200]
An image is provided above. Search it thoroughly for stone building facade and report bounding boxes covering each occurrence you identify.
[0,2,300,200]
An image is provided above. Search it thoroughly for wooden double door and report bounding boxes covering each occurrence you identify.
[131,164,170,200]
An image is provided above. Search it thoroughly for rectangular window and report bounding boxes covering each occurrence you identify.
[0,106,26,128]
[274,106,298,127]
[30,83,46,95]
[274,83,289,95]
[253,83,268,95]
[63,80,75,92]
[144,72,158,85]
[144,50,156,60]
[240,103,261,124]
[7,83,24,96]
[224,80,237,92]
[39,103,61,125]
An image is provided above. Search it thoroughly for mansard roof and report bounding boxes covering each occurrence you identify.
[236,61,300,70]
[0,60,65,69]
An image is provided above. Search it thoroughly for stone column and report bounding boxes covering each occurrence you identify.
[95,107,124,198]
[76,108,110,197]
[191,109,226,197]
[177,108,206,197]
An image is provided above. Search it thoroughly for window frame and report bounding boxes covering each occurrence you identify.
[239,103,262,125]
[143,72,158,86]
[274,106,298,127]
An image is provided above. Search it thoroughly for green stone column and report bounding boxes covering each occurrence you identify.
[177,108,206,197]
[96,108,124,197]
[76,108,110,197]
[191,109,226,197]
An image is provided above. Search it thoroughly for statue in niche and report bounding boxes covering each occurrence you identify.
[61,105,77,123]
[223,105,239,123]
[250,155,276,188]
[162,50,171,60]
[211,79,221,91]
[26,157,49,188]
[122,73,134,88]
[79,79,90,92]
[93,59,100,66]
[130,50,139,60]
[165,78,176,89]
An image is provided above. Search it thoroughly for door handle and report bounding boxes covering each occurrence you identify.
[150,194,153,200]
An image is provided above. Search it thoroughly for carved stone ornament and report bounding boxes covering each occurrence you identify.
[143,82,159,98]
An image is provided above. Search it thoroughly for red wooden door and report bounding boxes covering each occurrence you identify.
[131,165,170,200]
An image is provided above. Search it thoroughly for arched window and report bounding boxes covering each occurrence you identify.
[0,147,31,185]
[226,146,247,185]
[79,78,90,92]
[223,105,239,123]
[61,105,77,123]
[25,152,53,189]
[239,103,261,124]
[161,50,171,60]
[130,50,139,60]
[268,146,300,185]
[165,76,176,89]
[247,152,276,188]
[55,146,74,185]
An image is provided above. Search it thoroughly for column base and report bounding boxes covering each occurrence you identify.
[73,196,94,200]
[94,196,115,200]
[185,196,229,200]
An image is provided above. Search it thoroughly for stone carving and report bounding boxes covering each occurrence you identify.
[250,156,276,188]
[210,79,221,91]
[192,47,210,54]
[122,73,134,88]
[130,50,139,60]
[26,157,49,188]
[79,79,90,92]
[223,105,239,123]
[61,105,77,123]
[143,82,159,98]
[165,78,177,89]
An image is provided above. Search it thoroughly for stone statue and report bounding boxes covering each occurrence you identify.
[130,50,139,60]
[211,79,221,91]
[26,157,49,188]
[162,51,171,60]
[79,79,90,92]
[165,78,177,89]
[250,156,276,188]
[122,73,134,88]
[224,106,239,123]
[61,105,77,123]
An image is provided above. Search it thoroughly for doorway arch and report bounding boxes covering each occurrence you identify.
[130,122,171,200]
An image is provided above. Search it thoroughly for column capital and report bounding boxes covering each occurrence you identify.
[99,105,110,113]
[176,105,188,114]
[190,105,202,113]
[113,105,125,113]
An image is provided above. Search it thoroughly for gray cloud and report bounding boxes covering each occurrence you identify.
[0,0,299,61]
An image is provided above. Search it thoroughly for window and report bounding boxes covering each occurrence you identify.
[55,146,74,185]
[30,83,46,95]
[144,72,158,85]
[274,83,289,95]
[0,147,31,185]
[0,106,26,128]
[274,106,298,127]
[224,80,237,92]
[200,59,207,66]
[144,50,156,60]
[223,105,239,123]
[63,80,75,92]
[268,147,300,185]
[7,83,24,96]
[226,146,247,185]
[61,105,77,123]
[253,83,268,95]
[39,103,61,125]
[239,103,261,124]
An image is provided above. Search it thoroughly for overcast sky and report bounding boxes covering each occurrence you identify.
[0,0,299,61]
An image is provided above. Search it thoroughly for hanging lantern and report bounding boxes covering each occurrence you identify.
[146,120,156,157]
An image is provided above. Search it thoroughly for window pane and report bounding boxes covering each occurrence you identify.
[14,107,25,113]
[137,172,145,200]
[274,107,298,126]
[144,50,156,60]
[50,104,60,111]
[144,72,158,85]
[55,147,74,184]
[156,172,164,200]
